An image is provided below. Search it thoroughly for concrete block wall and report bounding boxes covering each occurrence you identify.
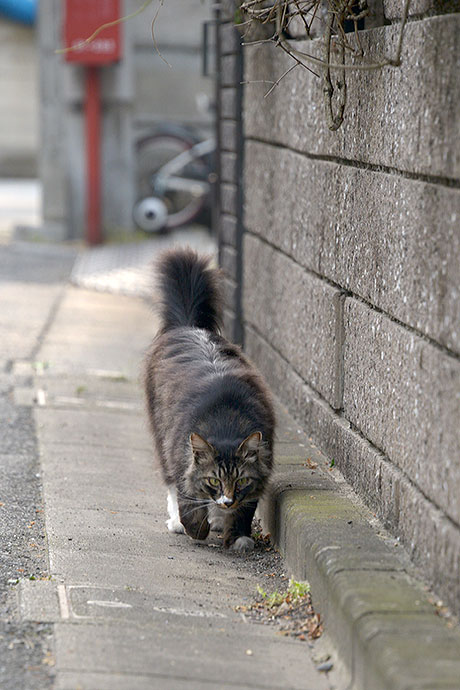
[217,2,460,615]
[128,0,214,138]
[216,1,244,343]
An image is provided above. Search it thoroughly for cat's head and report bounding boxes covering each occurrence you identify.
[186,431,271,509]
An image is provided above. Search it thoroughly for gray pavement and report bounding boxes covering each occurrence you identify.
[70,226,216,298]
[0,241,77,690]
[1,240,330,690]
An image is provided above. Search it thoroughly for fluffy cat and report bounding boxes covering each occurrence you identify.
[143,248,275,552]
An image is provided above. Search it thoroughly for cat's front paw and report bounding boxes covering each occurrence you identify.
[166,517,185,534]
[183,520,210,541]
[231,536,255,553]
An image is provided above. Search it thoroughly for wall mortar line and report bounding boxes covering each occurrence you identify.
[245,322,460,535]
[334,291,348,411]
[245,229,460,362]
[246,136,460,191]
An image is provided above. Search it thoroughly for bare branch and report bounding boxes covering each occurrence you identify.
[151,0,172,68]
[264,62,299,97]
[236,0,412,129]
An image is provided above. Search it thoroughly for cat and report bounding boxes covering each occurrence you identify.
[143,247,275,552]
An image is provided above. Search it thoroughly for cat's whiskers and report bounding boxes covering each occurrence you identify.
[177,491,210,504]
[179,501,214,521]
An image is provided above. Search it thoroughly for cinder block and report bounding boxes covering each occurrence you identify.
[243,234,344,408]
[220,120,237,152]
[220,244,238,280]
[221,183,238,214]
[221,23,241,55]
[221,87,238,119]
[244,15,460,179]
[221,54,238,87]
[342,297,460,525]
[222,276,238,311]
[244,140,313,259]
[244,324,292,394]
[244,140,460,355]
[396,475,460,614]
[221,152,238,183]
[220,214,238,247]
[244,327,353,474]
[220,0,237,22]
[222,308,237,342]
[383,0,439,19]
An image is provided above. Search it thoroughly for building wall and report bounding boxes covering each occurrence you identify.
[217,1,460,616]
[38,0,135,240]
[38,0,213,240]
[129,0,214,138]
[0,19,38,176]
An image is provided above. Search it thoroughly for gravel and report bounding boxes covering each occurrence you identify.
[0,369,54,690]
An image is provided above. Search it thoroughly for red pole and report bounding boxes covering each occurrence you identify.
[85,65,102,245]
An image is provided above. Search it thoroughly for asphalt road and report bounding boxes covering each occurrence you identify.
[0,242,76,689]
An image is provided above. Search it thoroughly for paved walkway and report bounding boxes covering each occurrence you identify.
[0,179,41,243]
[3,240,329,690]
[70,226,216,297]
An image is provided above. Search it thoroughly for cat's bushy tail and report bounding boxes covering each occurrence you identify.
[155,248,222,333]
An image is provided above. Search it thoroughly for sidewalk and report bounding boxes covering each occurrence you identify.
[2,239,460,690]
[3,240,331,690]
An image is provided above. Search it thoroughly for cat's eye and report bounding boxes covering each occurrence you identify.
[207,477,220,487]
[237,477,251,488]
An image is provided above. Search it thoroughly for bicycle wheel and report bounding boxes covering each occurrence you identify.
[135,131,209,230]
[132,196,168,233]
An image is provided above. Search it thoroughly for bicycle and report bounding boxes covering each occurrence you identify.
[133,123,215,234]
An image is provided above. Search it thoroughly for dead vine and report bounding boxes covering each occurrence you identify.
[238,0,412,130]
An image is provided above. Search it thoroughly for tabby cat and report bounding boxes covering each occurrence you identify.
[143,248,275,552]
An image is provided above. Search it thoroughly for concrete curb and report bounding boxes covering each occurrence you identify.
[259,405,460,690]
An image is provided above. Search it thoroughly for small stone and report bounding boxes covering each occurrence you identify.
[316,661,333,672]
[246,649,253,656]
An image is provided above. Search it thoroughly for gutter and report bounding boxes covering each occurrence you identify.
[259,403,460,689]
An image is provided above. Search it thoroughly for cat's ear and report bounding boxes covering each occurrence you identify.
[190,433,215,462]
[238,431,262,457]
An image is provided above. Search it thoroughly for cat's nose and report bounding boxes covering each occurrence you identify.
[218,495,234,508]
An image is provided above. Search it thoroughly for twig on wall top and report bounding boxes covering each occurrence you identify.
[237,0,412,130]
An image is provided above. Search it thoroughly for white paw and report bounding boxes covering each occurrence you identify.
[231,536,255,553]
[166,517,185,534]
[166,487,184,533]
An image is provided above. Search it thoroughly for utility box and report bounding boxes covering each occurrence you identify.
[63,0,122,65]
[62,0,124,244]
